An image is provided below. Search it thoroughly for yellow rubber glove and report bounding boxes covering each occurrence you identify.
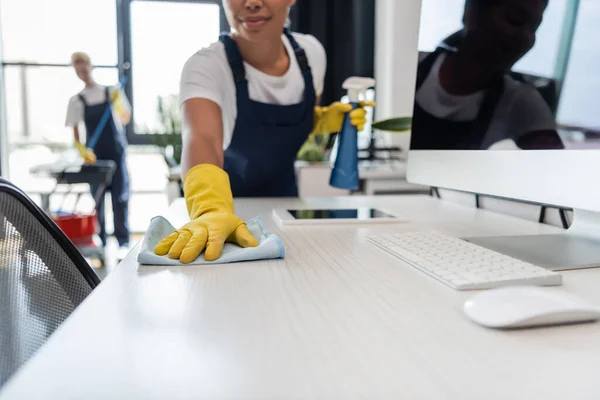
[154,164,259,264]
[110,88,131,126]
[311,101,375,136]
[75,141,96,164]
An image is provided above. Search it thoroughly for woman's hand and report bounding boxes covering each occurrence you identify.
[311,100,375,135]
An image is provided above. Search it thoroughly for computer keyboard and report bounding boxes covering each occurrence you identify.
[367,231,562,290]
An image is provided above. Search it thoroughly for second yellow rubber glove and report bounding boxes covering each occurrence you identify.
[311,101,375,136]
[154,164,259,264]
[75,141,96,164]
[110,88,131,126]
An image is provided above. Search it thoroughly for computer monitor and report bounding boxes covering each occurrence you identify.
[406,0,600,270]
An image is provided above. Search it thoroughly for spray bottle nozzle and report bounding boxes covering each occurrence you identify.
[343,77,376,103]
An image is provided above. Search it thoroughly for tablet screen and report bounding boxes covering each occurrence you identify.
[288,208,396,220]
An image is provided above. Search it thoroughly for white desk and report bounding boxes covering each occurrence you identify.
[2,196,600,399]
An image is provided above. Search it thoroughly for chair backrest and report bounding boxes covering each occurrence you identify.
[0,178,99,387]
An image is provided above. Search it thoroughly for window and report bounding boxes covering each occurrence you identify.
[129,1,221,136]
[0,0,118,145]
[3,66,118,144]
[0,0,117,65]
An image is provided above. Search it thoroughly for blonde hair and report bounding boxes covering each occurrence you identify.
[71,52,91,66]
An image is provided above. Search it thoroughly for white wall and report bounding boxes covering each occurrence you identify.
[374,0,422,154]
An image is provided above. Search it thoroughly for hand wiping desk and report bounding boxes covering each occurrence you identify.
[138,216,285,265]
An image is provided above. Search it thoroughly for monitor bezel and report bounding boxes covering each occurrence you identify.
[407,150,600,212]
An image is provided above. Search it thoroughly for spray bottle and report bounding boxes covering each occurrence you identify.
[329,77,376,190]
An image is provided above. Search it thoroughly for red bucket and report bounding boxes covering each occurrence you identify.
[53,212,97,247]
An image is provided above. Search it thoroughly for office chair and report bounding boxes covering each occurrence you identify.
[0,178,100,388]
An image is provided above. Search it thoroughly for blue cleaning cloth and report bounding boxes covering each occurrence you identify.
[138,216,285,266]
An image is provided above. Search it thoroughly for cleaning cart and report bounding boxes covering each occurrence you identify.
[30,160,116,266]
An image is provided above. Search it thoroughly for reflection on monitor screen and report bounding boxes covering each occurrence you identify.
[411,0,599,151]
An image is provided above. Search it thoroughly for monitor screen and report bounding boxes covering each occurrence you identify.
[411,0,600,152]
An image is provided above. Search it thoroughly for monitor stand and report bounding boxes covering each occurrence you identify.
[464,210,600,271]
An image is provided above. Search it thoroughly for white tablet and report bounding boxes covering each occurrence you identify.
[272,207,401,227]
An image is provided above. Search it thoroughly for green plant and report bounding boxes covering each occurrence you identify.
[296,133,332,162]
[151,132,183,165]
[297,140,325,162]
[151,95,183,165]
[156,94,181,134]
[371,117,412,133]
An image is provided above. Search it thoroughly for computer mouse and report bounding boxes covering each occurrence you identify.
[463,286,600,329]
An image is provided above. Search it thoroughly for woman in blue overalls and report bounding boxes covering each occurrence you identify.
[154,0,371,263]
[67,52,131,255]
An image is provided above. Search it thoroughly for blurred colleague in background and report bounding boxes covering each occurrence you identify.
[411,0,564,151]
[66,52,132,258]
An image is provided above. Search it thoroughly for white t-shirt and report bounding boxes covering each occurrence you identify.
[65,84,131,137]
[180,32,326,150]
[416,53,556,149]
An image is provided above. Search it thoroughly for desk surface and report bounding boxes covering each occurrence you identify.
[2,196,600,399]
